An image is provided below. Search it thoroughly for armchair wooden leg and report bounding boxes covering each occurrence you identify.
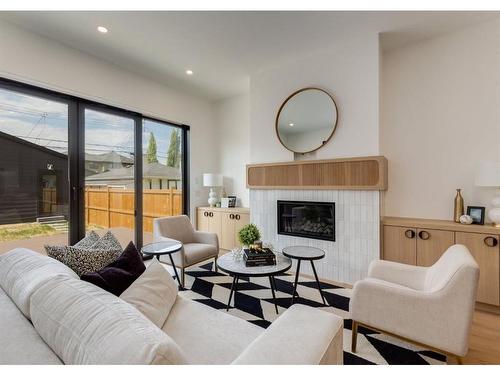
[181,268,185,288]
[456,356,463,365]
[351,320,358,353]
[214,256,218,272]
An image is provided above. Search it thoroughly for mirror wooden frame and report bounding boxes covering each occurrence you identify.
[275,87,339,154]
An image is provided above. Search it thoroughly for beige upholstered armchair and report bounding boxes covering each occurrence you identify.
[153,215,219,287]
[349,244,479,363]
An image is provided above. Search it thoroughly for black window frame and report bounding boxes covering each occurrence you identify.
[0,76,190,249]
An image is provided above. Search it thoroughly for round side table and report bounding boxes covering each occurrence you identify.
[282,245,327,306]
[142,240,183,287]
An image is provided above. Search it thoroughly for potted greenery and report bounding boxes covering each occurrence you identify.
[237,223,261,249]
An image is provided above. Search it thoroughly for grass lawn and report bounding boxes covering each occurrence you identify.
[0,223,57,242]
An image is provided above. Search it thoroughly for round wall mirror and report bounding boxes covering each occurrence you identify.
[276,88,338,154]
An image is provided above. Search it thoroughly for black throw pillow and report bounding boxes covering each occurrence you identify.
[81,241,146,296]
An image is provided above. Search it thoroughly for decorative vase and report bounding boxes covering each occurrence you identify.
[208,188,217,207]
[459,214,473,225]
[454,189,464,223]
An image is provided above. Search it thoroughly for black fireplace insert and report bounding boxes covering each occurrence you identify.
[277,200,335,242]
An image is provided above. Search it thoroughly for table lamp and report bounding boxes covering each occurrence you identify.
[203,173,223,207]
[475,161,500,227]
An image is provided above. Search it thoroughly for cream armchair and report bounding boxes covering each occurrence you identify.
[153,215,219,287]
[349,244,479,363]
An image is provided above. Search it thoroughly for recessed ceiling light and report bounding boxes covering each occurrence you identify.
[289,123,294,127]
[186,70,194,75]
[97,26,108,34]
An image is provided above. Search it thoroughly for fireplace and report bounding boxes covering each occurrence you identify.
[277,200,335,242]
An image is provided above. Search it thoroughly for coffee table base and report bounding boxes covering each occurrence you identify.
[226,275,279,314]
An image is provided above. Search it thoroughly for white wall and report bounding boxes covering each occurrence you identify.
[380,19,500,220]
[249,33,380,164]
[0,20,218,218]
[246,34,382,283]
[214,94,250,207]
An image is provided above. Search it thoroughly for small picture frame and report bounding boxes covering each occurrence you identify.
[228,196,237,208]
[467,206,485,225]
[220,197,230,208]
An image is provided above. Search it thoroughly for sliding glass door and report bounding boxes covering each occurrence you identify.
[0,77,189,252]
[0,85,70,252]
[142,119,185,245]
[83,107,138,245]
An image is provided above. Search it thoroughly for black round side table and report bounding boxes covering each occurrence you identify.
[141,240,183,287]
[282,245,327,306]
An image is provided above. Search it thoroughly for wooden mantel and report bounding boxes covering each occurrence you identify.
[246,156,387,190]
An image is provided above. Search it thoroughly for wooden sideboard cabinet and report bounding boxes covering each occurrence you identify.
[196,207,250,250]
[382,217,500,306]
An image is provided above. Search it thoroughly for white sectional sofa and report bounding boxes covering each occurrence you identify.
[0,248,343,365]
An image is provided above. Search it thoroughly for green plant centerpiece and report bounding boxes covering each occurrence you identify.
[238,223,261,250]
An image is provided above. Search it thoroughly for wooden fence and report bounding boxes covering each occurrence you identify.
[85,187,183,233]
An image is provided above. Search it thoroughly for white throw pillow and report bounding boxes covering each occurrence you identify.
[120,259,178,328]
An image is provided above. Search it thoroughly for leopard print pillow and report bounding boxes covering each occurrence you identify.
[90,231,123,252]
[45,231,123,276]
[74,230,100,249]
[45,245,122,277]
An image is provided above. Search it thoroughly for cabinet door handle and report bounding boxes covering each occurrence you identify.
[404,229,416,239]
[209,212,213,217]
[484,236,498,247]
[418,230,431,240]
[229,214,235,220]
[203,211,208,217]
[235,214,240,220]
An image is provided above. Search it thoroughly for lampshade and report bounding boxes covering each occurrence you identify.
[475,161,500,187]
[203,173,223,187]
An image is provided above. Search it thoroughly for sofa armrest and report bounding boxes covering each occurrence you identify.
[192,231,219,249]
[368,259,428,290]
[231,304,343,365]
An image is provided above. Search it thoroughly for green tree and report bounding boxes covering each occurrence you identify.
[146,133,158,164]
[166,129,181,168]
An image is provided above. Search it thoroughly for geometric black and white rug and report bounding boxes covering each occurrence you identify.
[176,261,446,365]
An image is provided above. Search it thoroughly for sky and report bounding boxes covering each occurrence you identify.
[0,87,177,165]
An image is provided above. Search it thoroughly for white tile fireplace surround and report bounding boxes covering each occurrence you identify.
[250,189,380,285]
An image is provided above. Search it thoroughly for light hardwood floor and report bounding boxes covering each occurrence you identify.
[464,309,500,364]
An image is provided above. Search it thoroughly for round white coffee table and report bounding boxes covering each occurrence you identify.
[216,252,292,314]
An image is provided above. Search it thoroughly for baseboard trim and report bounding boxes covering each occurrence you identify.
[475,302,500,315]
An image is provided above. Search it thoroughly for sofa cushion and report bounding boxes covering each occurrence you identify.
[162,295,263,364]
[81,241,145,296]
[30,275,187,365]
[0,248,78,318]
[120,259,177,328]
[0,287,62,364]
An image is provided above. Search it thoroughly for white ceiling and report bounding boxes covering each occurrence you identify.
[1,11,497,100]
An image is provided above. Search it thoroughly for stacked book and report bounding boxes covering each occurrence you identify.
[244,248,276,267]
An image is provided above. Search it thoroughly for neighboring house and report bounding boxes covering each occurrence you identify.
[0,130,69,224]
[84,151,134,175]
[85,161,182,190]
